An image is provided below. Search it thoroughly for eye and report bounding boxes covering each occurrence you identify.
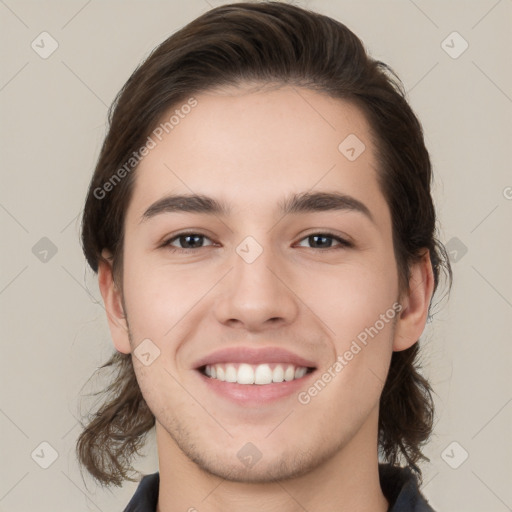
[161,231,352,253]
[296,232,352,250]
[162,232,215,252]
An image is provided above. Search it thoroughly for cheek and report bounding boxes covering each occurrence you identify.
[295,255,399,341]
[122,250,185,340]
[122,247,225,347]
[297,269,398,418]
[295,256,399,405]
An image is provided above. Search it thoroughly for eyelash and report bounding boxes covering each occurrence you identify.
[161,231,353,253]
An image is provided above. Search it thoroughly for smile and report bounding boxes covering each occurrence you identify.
[202,363,313,385]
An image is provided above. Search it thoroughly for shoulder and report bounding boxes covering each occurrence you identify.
[123,472,160,512]
[123,467,437,511]
[379,464,437,512]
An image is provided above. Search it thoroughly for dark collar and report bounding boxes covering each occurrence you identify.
[123,464,435,511]
[379,464,436,511]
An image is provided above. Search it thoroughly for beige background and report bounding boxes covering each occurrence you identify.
[1,0,511,511]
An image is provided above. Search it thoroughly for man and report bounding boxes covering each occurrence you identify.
[77,3,451,511]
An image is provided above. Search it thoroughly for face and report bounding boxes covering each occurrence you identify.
[108,84,407,482]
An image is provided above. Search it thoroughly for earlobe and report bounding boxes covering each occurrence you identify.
[393,251,435,352]
[97,250,132,354]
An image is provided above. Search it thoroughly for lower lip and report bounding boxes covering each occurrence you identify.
[197,370,315,405]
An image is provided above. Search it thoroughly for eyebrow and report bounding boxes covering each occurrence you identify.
[140,191,374,224]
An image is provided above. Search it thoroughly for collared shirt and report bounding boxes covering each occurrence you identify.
[123,463,436,511]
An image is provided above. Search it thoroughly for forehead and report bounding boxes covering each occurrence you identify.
[126,84,387,225]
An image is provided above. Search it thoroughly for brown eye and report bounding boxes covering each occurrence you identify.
[163,233,214,251]
[297,233,352,250]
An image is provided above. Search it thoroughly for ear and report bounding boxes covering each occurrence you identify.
[97,250,132,354]
[393,250,435,352]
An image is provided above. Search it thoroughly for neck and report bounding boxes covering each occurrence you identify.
[155,407,389,512]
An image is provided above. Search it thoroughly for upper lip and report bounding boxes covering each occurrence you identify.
[193,347,317,369]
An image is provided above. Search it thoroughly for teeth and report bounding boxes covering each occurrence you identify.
[203,363,310,385]
[272,365,284,383]
[295,367,307,379]
[225,365,237,383]
[284,365,295,381]
[254,364,272,385]
[238,363,255,384]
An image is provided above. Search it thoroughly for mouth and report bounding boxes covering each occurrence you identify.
[193,347,317,404]
[199,362,315,385]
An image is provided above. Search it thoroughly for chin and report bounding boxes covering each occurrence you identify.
[182,442,332,484]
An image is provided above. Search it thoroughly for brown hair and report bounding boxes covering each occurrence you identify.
[77,1,452,487]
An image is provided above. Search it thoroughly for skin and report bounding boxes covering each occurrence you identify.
[98,83,434,512]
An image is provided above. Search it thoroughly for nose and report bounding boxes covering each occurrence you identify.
[213,241,299,332]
